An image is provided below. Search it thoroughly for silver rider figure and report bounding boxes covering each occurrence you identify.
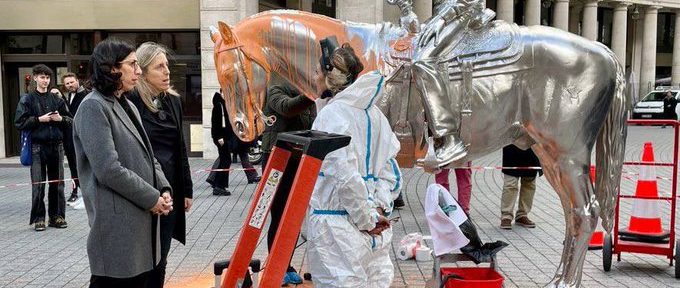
[413,0,494,166]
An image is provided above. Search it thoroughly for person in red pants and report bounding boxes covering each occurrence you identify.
[434,162,472,214]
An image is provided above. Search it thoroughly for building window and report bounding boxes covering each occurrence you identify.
[3,34,65,54]
[541,1,553,26]
[105,32,200,55]
[312,0,335,18]
[598,8,613,47]
[657,13,675,54]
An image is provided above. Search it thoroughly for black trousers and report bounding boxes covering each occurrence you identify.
[64,130,79,191]
[264,152,299,271]
[29,143,65,224]
[89,271,150,288]
[213,141,232,189]
[147,210,176,288]
[213,142,259,189]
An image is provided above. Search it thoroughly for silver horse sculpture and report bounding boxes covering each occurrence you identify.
[209,0,629,286]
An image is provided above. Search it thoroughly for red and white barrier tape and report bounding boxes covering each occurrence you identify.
[0,165,675,190]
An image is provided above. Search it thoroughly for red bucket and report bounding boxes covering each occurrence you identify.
[441,267,504,288]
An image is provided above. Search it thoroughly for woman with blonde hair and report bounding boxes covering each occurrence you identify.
[128,42,193,288]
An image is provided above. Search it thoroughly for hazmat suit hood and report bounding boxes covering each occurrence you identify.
[328,71,385,110]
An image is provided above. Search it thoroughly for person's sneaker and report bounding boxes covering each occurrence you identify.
[212,187,231,196]
[48,216,68,228]
[283,271,303,285]
[393,197,405,209]
[247,176,262,184]
[34,221,46,231]
[500,219,512,230]
[67,191,78,203]
[515,216,536,228]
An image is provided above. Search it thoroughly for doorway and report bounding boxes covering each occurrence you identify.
[3,62,67,156]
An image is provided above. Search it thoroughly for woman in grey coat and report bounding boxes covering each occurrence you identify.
[72,38,173,288]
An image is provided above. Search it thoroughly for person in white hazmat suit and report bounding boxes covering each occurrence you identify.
[306,41,402,288]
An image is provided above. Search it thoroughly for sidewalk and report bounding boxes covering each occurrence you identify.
[0,126,678,287]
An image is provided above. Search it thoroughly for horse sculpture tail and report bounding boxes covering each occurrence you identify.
[595,53,629,233]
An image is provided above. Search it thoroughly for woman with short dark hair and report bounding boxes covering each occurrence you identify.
[73,38,173,288]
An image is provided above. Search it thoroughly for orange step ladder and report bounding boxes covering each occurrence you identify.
[218,130,350,288]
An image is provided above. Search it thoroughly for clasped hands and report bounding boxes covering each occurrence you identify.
[151,191,173,216]
[366,207,391,236]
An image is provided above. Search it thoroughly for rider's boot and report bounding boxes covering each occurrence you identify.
[413,60,467,166]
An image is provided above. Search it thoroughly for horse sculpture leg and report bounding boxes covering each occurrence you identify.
[532,144,598,288]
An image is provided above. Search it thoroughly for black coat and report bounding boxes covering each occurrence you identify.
[664,96,677,120]
[14,90,73,143]
[129,91,193,244]
[262,84,316,153]
[502,145,543,178]
[210,92,254,153]
[66,87,89,117]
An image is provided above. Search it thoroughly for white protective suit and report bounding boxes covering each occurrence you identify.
[307,71,402,288]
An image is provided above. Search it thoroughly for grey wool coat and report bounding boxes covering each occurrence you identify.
[72,90,171,278]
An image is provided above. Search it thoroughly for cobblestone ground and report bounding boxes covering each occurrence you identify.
[0,126,679,287]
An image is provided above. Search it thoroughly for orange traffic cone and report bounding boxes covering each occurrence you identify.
[619,142,670,243]
[588,166,604,250]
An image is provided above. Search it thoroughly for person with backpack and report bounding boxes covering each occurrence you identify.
[14,64,73,231]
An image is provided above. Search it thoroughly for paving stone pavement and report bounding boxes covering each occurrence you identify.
[0,126,679,287]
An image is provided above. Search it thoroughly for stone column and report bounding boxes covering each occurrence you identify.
[413,0,432,21]
[200,0,257,158]
[552,0,570,31]
[640,6,660,97]
[611,2,630,69]
[582,0,599,41]
[525,0,541,26]
[672,11,680,86]
[496,0,514,23]
[337,0,383,23]
[569,4,582,34]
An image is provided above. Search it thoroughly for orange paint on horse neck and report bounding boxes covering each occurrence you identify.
[231,10,381,99]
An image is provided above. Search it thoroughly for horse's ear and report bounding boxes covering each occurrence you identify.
[209,25,220,43]
[218,21,237,45]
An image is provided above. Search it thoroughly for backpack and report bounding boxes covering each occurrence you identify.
[20,130,32,166]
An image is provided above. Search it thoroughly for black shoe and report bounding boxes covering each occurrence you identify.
[67,191,78,203]
[248,176,262,184]
[393,197,405,209]
[213,187,231,196]
[48,216,68,228]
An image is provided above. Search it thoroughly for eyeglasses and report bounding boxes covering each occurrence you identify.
[119,60,140,69]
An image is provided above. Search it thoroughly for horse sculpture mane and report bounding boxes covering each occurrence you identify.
[211,6,629,288]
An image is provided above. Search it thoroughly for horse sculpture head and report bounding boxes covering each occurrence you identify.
[210,22,269,142]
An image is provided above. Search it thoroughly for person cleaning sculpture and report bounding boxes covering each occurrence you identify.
[306,37,402,287]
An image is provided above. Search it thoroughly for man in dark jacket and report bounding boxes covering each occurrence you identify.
[663,90,677,123]
[262,83,316,285]
[261,84,316,166]
[62,72,89,202]
[500,144,542,230]
[14,64,73,231]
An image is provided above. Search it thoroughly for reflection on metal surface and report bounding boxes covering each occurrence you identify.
[210,1,628,286]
